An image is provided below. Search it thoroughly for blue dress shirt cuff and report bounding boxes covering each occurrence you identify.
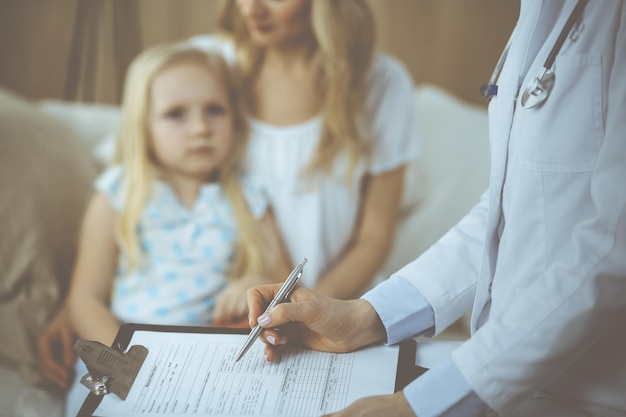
[361,275,435,344]
[404,357,487,417]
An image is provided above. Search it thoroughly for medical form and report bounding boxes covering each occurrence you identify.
[87,329,400,417]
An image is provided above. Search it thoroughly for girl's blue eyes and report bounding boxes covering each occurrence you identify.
[164,105,226,120]
[205,104,226,116]
[166,108,185,119]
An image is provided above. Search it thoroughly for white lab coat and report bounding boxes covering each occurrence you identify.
[395,1,626,414]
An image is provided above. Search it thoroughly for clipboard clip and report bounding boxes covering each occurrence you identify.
[73,339,148,400]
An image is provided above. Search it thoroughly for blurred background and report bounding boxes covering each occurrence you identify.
[0,0,519,106]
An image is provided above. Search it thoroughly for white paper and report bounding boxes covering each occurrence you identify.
[92,330,399,417]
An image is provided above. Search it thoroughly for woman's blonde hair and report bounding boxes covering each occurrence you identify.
[218,0,376,176]
[114,41,272,279]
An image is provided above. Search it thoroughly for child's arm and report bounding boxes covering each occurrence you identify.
[67,192,120,346]
[213,209,291,325]
[37,303,76,390]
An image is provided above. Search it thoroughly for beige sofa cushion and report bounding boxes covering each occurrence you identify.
[37,100,120,165]
[0,88,99,388]
[383,84,490,273]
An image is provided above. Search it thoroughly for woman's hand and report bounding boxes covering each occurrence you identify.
[322,392,415,417]
[37,303,76,390]
[247,284,387,361]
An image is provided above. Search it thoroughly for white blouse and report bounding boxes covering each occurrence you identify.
[191,35,420,286]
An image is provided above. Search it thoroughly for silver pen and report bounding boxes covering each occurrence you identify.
[234,257,307,362]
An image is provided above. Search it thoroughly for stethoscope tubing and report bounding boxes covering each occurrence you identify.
[543,0,588,70]
[482,0,589,104]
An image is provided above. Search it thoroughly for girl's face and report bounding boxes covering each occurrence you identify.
[235,0,312,48]
[149,59,235,182]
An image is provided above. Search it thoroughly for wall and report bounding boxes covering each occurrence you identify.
[0,0,519,106]
[369,1,519,106]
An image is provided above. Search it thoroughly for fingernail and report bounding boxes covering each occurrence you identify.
[258,313,271,326]
[248,315,253,328]
[266,335,276,345]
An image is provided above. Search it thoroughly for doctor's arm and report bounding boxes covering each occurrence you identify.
[357,193,491,417]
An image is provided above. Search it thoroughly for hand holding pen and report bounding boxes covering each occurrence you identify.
[235,258,307,361]
[242,264,388,363]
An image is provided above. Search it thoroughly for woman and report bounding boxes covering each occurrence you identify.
[192,0,421,300]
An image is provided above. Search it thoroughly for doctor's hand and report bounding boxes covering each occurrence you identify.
[322,392,415,417]
[247,284,387,361]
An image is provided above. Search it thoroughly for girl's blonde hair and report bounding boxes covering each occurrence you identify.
[218,0,376,176]
[114,42,272,279]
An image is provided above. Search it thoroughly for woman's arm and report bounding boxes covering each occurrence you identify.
[315,166,404,299]
[67,192,120,346]
[313,54,420,300]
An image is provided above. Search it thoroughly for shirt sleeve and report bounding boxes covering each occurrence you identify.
[364,53,421,174]
[395,191,488,335]
[94,165,125,211]
[362,276,488,417]
[404,358,487,417]
[362,275,435,343]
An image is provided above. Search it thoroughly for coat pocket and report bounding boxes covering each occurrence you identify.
[517,54,604,173]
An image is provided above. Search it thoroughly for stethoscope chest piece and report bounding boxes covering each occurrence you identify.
[521,69,555,109]
[485,0,588,108]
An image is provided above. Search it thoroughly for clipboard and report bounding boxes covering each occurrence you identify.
[76,323,426,417]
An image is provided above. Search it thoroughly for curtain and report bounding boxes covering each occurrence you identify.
[64,0,141,103]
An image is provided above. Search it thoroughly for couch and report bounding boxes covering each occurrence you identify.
[0,84,489,416]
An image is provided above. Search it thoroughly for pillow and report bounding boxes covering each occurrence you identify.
[384,84,490,272]
[37,100,121,165]
[0,88,99,388]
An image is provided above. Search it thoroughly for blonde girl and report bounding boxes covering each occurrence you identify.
[67,42,288,348]
[192,0,421,299]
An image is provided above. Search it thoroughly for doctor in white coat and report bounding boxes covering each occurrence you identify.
[247,1,626,416]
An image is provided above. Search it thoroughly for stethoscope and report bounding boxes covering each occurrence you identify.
[481,0,588,109]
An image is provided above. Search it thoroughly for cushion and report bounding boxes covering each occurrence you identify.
[384,84,490,272]
[37,100,121,165]
[0,88,99,388]
[0,367,63,417]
